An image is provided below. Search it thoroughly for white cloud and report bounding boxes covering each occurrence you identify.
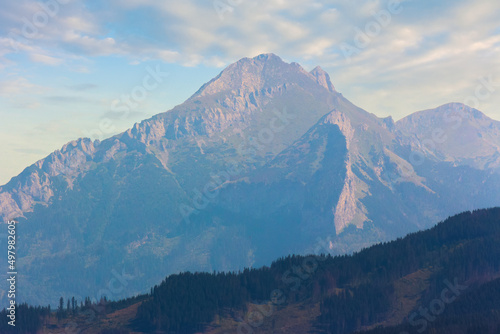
[62,31,119,56]
[301,38,335,58]
[61,16,101,35]
[30,53,63,65]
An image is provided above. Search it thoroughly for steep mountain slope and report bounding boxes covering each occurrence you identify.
[0,54,499,306]
[27,208,500,334]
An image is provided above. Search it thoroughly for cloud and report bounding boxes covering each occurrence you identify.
[29,53,63,65]
[0,0,349,66]
[61,16,100,35]
[62,31,119,56]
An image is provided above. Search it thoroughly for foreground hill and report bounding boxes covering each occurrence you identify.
[9,207,499,333]
[1,54,500,306]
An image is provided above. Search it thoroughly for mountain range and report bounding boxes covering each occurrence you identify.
[1,53,500,306]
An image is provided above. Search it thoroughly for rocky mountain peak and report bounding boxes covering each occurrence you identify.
[310,66,335,92]
[190,53,328,99]
[251,53,283,62]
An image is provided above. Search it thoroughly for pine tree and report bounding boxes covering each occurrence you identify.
[57,297,64,320]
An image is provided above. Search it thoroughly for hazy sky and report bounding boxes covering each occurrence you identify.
[1,0,499,185]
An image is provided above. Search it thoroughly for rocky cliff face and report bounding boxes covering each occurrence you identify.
[320,110,369,234]
[1,54,500,307]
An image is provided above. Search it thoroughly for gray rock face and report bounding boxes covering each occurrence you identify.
[1,54,499,306]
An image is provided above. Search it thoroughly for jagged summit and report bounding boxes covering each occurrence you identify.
[191,53,336,98]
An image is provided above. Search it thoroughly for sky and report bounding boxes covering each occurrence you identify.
[0,0,499,185]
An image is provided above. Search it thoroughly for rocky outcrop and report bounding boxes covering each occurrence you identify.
[310,66,335,92]
[333,166,369,234]
[323,110,369,234]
